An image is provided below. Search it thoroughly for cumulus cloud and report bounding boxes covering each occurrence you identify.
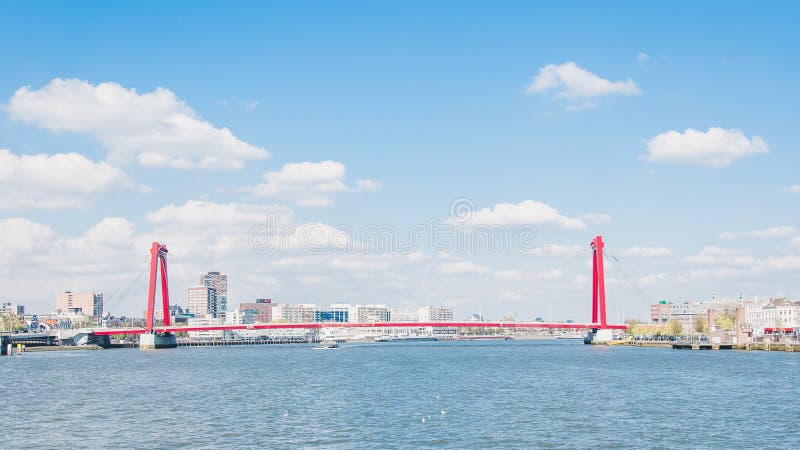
[579,213,612,225]
[685,246,755,266]
[493,269,563,281]
[451,200,585,230]
[0,148,135,209]
[147,200,293,229]
[248,160,380,206]
[622,246,673,257]
[645,127,768,167]
[0,218,54,253]
[720,226,797,240]
[438,261,490,275]
[7,78,269,170]
[525,62,640,110]
[784,185,800,194]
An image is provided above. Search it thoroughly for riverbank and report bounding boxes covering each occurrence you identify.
[611,340,800,352]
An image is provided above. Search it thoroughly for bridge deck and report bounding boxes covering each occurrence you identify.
[92,322,627,336]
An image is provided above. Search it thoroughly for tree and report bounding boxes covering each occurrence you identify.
[625,319,640,335]
[716,314,734,331]
[693,315,707,333]
[667,319,684,336]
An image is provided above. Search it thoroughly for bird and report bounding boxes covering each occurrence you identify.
[440,410,446,416]
[283,411,289,417]
[421,417,426,423]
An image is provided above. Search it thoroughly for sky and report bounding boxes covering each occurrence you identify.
[1,1,798,321]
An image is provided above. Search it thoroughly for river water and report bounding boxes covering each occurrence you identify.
[1,340,799,448]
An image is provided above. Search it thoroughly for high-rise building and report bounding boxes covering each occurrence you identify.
[56,291,103,318]
[418,305,455,322]
[0,302,24,315]
[238,298,273,323]
[201,272,228,316]
[349,304,390,323]
[188,286,217,318]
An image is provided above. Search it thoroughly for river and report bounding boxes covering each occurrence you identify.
[1,340,798,448]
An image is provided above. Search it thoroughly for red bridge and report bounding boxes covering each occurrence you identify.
[92,236,626,347]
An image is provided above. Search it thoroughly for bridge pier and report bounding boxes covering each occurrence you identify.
[139,333,177,350]
[584,328,614,344]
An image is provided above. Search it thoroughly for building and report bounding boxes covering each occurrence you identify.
[0,302,24,315]
[187,316,230,340]
[187,286,217,318]
[56,291,103,318]
[349,304,390,323]
[201,272,228,317]
[649,301,671,324]
[418,305,454,322]
[238,298,273,324]
[762,298,800,331]
[272,304,317,323]
[315,304,350,322]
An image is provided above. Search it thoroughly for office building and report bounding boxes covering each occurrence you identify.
[56,291,103,318]
[201,272,228,317]
[188,286,217,318]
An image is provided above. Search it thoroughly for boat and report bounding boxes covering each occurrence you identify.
[314,339,339,349]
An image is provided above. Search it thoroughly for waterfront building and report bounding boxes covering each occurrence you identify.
[315,304,350,322]
[389,308,419,322]
[187,316,230,340]
[272,304,317,323]
[649,301,671,324]
[238,298,273,323]
[418,305,454,322]
[188,286,217,318]
[56,291,103,319]
[349,304,390,323]
[0,302,24,315]
[762,298,800,331]
[201,271,228,317]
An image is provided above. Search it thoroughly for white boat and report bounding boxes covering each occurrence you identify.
[315,339,339,349]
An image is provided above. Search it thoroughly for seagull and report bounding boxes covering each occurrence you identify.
[421,417,426,423]
[283,411,289,417]
[440,410,446,416]
[436,395,440,401]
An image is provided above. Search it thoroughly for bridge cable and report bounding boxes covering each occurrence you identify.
[602,249,652,306]
[102,256,151,316]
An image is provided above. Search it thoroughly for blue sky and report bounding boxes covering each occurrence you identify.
[1,1,798,320]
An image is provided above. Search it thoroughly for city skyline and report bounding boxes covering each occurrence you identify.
[1,2,799,320]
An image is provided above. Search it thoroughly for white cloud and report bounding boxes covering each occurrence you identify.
[493,269,563,281]
[645,127,768,167]
[525,62,640,110]
[579,213,612,225]
[8,78,269,170]
[758,256,800,271]
[147,200,293,229]
[0,148,133,209]
[249,160,380,206]
[636,52,650,64]
[0,218,54,253]
[622,246,673,257]
[451,200,585,230]
[785,185,800,193]
[720,226,797,240]
[438,261,490,275]
[539,244,587,257]
[637,272,669,286]
[685,246,755,266]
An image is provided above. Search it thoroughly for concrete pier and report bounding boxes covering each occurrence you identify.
[139,333,177,350]
[584,328,614,345]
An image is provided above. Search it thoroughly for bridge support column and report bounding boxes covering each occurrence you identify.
[139,332,177,350]
[584,328,614,344]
